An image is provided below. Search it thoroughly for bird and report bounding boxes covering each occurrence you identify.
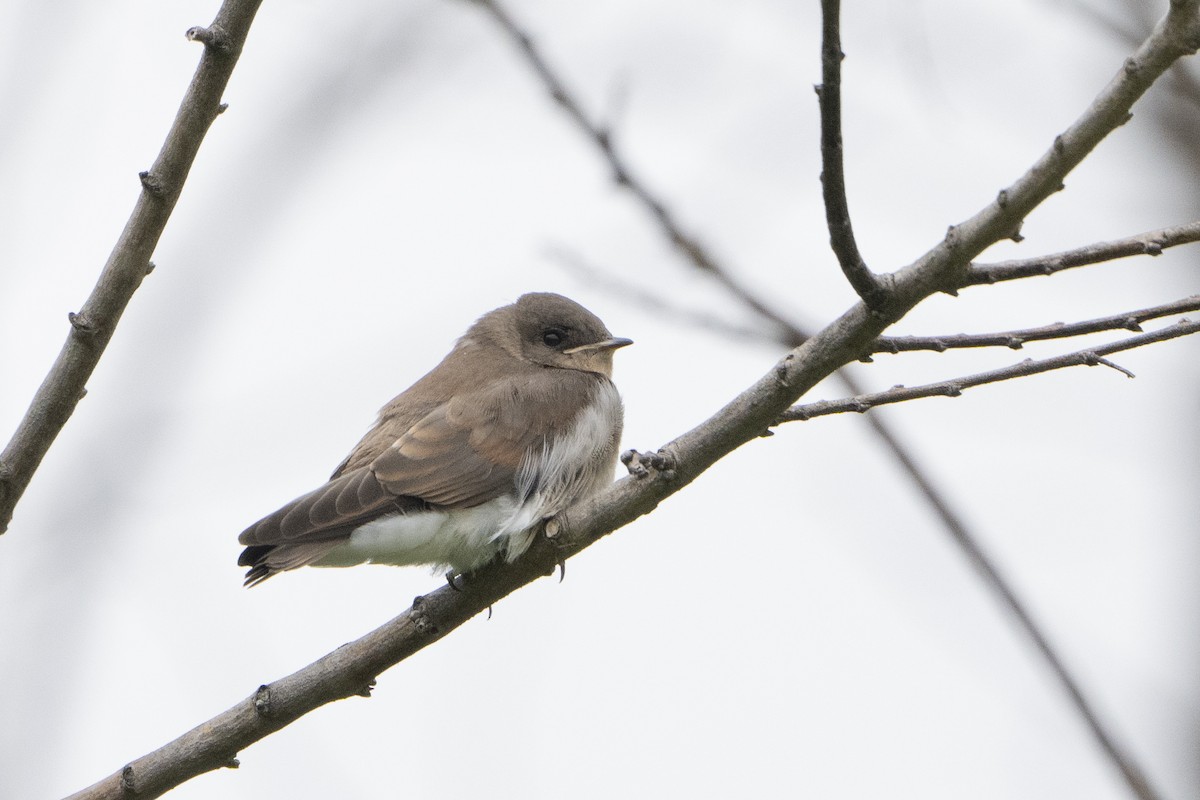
[237,292,632,587]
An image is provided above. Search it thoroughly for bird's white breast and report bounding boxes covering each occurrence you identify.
[314,380,623,573]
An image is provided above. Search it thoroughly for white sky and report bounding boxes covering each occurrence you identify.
[1,1,1197,798]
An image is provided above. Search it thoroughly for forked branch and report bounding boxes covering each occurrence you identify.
[965,220,1200,286]
[784,318,1200,422]
[872,296,1200,354]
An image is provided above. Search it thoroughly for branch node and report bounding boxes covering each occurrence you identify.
[68,311,98,335]
[773,353,795,385]
[543,517,562,539]
[996,189,1009,209]
[224,756,241,769]
[1053,134,1066,155]
[185,24,230,52]
[858,353,874,363]
[944,383,964,398]
[145,261,157,275]
[1142,239,1163,256]
[620,448,677,480]
[410,595,439,635]
[253,685,273,718]
[1123,56,1140,76]
[138,170,166,198]
[121,764,136,794]
[354,680,376,698]
[1124,317,1144,332]
[1006,337,1024,350]
[217,102,229,115]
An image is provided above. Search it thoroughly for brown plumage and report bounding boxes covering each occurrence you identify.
[237,293,631,586]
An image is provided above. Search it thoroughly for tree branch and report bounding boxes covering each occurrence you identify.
[66,2,1200,796]
[965,220,1200,286]
[871,295,1200,354]
[816,0,887,308]
[492,5,1191,796]
[783,318,1200,422]
[0,0,264,535]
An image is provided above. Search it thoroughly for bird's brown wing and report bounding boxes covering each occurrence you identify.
[237,370,599,551]
[237,466,403,550]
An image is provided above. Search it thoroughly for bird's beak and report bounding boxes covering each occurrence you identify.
[564,337,634,354]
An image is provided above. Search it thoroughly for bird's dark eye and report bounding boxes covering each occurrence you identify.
[542,328,565,347]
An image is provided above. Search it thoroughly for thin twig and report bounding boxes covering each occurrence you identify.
[871,295,1200,354]
[965,220,1200,286]
[816,0,886,307]
[466,0,801,342]
[0,0,264,534]
[550,246,778,346]
[783,318,1200,422]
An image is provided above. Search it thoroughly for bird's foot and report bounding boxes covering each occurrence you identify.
[620,448,677,479]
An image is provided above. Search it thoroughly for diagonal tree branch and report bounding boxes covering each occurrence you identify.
[816,0,887,308]
[0,0,265,535]
[965,219,1200,286]
[66,2,1200,797]
[477,6,1190,800]
[784,318,1200,422]
[872,295,1200,353]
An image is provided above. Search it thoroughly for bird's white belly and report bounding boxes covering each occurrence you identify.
[311,496,524,573]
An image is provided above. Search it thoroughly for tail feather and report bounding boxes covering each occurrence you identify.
[239,541,341,587]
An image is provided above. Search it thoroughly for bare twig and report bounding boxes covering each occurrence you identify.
[965,220,1200,286]
[816,0,886,308]
[465,0,801,343]
[783,318,1200,422]
[550,246,778,346]
[872,295,1200,354]
[0,0,264,534]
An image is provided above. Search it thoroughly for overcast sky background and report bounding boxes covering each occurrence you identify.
[1,1,1198,798]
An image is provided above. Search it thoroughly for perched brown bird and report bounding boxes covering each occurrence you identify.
[238,293,632,586]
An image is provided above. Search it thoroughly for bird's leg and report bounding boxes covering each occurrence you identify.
[445,569,465,592]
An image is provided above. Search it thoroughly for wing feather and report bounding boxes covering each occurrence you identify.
[239,370,603,552]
